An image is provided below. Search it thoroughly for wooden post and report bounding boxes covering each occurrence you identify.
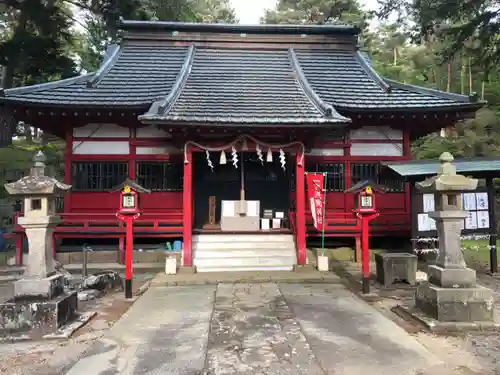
[295,151,306,265]
[487,177,498,274]
[183,145,193,267]
[208,196,216,228]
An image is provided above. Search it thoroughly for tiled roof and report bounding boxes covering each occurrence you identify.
[139,47,349,125]
[381,158,500,179]
[0,20,482,123]
[3,42,189,107]
[295,50,478,111]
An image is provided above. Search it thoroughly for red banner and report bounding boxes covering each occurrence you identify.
[306,173,325,231]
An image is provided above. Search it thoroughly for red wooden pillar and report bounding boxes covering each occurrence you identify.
[295,151,306,265]
[183,145,193,267]
[63,131,72,214]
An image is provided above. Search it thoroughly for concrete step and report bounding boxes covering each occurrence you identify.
[192,234,294,243]
[196,266,294,273]
[193,241,293,250]
[194,255,296,269]
[194,248,295,259]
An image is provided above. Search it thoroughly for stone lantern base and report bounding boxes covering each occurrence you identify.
[0,291,78,340]
[415,282,494,323]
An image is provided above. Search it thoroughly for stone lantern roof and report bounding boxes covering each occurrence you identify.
[4,151,71,196]
[415,152,478,193]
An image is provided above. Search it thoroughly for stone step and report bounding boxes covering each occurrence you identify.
[194,249,296,259]
[193,241,293,250]
[192,234,294,243]
[194,255,296,270]
[196,266,294,273]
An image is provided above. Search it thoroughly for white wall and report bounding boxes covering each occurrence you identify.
[350,143,403,156]
[306,148,344,156]
[73,123,130,138]
[136,146,180,155]
[72,141,130,155]
[136,125,171,138]
[350,126,403,141]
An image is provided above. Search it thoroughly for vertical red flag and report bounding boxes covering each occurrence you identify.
[306,173,325,231]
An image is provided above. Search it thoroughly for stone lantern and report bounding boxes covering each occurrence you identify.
[414,152,494,324]
[4,151,71,297]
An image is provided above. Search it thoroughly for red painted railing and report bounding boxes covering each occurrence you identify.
[306,212,410,237]
[11,211,183,236]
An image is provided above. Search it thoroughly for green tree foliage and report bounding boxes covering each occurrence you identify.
[76,0,237,72]
[0,0,77,88]
[377,0,499,77]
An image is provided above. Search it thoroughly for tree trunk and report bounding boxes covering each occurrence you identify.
[468,58,472,93]
[0,5,29,147]
[460,58,465,94]
[446,63,451,92]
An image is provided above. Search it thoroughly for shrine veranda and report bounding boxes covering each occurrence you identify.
[0,20,483,268]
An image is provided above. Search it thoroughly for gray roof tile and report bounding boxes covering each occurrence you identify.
[139,47,349,124]
[4,43,188,107]
[295,50,475,110]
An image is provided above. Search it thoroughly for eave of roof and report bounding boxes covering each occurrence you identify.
[118,19,360,36]
[380,157,500,180]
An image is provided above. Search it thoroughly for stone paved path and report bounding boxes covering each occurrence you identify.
[63,283,472,375]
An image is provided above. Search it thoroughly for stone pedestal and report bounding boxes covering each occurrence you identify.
[14,274,64,300]
[0,292,78,339]
[415,283,494,322]
[317,255,329,272]
[19,216,60,279]
[375,253,417,288]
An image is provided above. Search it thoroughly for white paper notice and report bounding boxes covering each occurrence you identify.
[429,217,437,231]
[418,213,431,232]
[465,211,478,230]
[246,201,259,217]
[477,210,490,229]
[261,218,270,230]
[462,193,477,210]
[422,194,435,212]
[476,192,489,210]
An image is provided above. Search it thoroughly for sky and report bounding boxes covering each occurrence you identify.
[230,0,380,24]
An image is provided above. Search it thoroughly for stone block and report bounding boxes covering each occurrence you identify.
[317,255,329,272]
[14,273,64,299]
[165,257,177,275]
[0,291,77,339]
[415,282,494,322]
[427,265,476,288]
[375,253,417,288]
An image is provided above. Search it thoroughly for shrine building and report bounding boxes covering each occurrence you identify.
[0,20,483,271]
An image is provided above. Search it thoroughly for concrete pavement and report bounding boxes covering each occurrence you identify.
[64,282,457,375]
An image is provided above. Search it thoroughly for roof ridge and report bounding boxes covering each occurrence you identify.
[355,50,392,93]
[158,44,195,114]
[384,78,479,103]
[119,19,360,36]
[138,45,195,120]
[4,73,94,96]
[288,47,349,122]
[87,44,123,88]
